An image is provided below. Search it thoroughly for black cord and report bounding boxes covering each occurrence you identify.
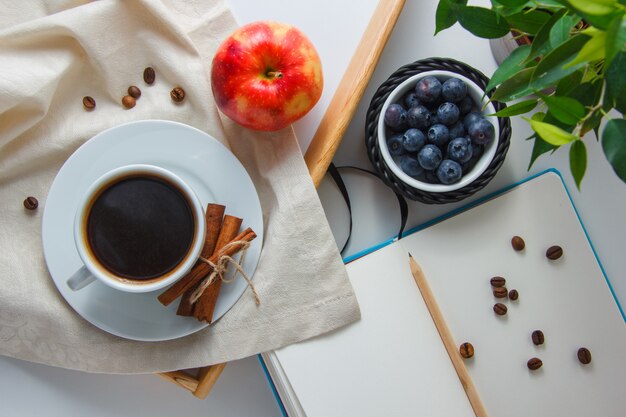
[327,162,408,255]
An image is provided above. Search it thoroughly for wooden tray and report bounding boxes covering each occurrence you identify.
[158,0,406,399]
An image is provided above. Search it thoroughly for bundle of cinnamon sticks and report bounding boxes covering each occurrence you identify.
[157,203,256,323]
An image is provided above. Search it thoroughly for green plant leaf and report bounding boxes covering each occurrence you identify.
[540,94,586,125]
[527,8,568,61]
[566,29,607,67]
[555,70,584,96]
[491,67,535,102]
[506,9,552,35]
[488,99,538,116]
[567,7,620,30]
[435,0,463,35]
[528,134,558,169]
[486,44,531,91]
[457,6,512,38]
[581,109,603,139]
[567,0,618,16]
[527,118,579,145]
[569,80,604,108]
[532,111,546,121]
[604,51,626,113]
[530,34,589,91]
[605,15,626,67]
[569,140,587,189]
[601,119,626,182]
[549,14,582,48]
[494,0,529,7]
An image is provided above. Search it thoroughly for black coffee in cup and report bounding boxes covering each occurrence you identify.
[85,174,195,281]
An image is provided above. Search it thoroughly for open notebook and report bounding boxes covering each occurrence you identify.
[260,170,626,417]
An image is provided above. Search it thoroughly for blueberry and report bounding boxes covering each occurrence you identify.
[468,118,495,145]
[407,105,431,129]
[436,159,463,184]
[384,103,407,132]
[448,121,465,139]
[386,133,406,156]
[458,95,474,115]
[415,76,442,103]
[427,123,450,148]
[463,111,484,129]
[462,142,484,171]
[403,91,420,109]
[471,142,484,159]
[423,170,439,184]
[417,144,443,170]
[437,102,460,126]
[402,128,426,152]
[442,78,468,103]
[399,155,424,177]
[447,137,473,163]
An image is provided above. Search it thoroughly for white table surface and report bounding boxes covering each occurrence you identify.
[2,0,624,415]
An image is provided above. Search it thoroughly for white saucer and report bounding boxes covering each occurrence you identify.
[42,120,264,341]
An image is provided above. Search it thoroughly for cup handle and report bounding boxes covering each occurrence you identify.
[67,266,96,291]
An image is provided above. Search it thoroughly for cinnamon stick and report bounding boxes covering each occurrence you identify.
[177,204,225,316]
[193,215,242,322]
[158,227,256,306]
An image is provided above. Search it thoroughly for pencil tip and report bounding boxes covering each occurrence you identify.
[408,252,413,258]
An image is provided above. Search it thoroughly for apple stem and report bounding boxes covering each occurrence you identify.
[266,70,283,79]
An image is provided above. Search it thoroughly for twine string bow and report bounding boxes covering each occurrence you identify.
[190,240,260,305]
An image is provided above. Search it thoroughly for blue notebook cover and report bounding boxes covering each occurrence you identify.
[259,168,624,417]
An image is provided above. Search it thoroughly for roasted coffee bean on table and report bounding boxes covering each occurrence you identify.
[493,286,508,298]
[143,66,156,84]
[577,347,592,364]
[122,95,136,109]
[531,330,545,345]
[23,196,38,210]
[128,85,141,99]
[82,96,96,110]
[493,302,507,316]
[490,276,506,287]
[170,87,185,102]
[459,342,474,359]
[508,289,519,300]
[546,245,563,260]
[527,357,543,370]
[511,235,525,251]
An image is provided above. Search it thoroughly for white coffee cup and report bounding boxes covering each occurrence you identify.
[67,164,206,293]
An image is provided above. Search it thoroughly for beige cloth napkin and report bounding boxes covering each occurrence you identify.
[0,0,360,373]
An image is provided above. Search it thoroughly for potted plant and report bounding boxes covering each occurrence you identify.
[435,0,626,188]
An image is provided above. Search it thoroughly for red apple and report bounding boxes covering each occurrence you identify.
[211,21,323,131]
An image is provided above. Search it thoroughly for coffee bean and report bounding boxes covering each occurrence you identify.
[511,235,525,251]
[546,245,563,260]
[143,67,156,84]
[493,286,508,298]
[170,87,185,103]
[82,96,96,110]
[527,357,543,370]
[577,347,592,364]
[23,196,38,210]
[128,85,141,99]
[493,302,507,316]
[531,330,545,345]
[490,276,506,287]
[508,289,519,300]
[459,342,474,359]
[122,95,136,109]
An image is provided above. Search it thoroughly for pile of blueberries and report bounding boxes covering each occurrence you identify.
[383,75,495,185]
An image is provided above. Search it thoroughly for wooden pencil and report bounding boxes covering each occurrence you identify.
[408,253,489,417]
